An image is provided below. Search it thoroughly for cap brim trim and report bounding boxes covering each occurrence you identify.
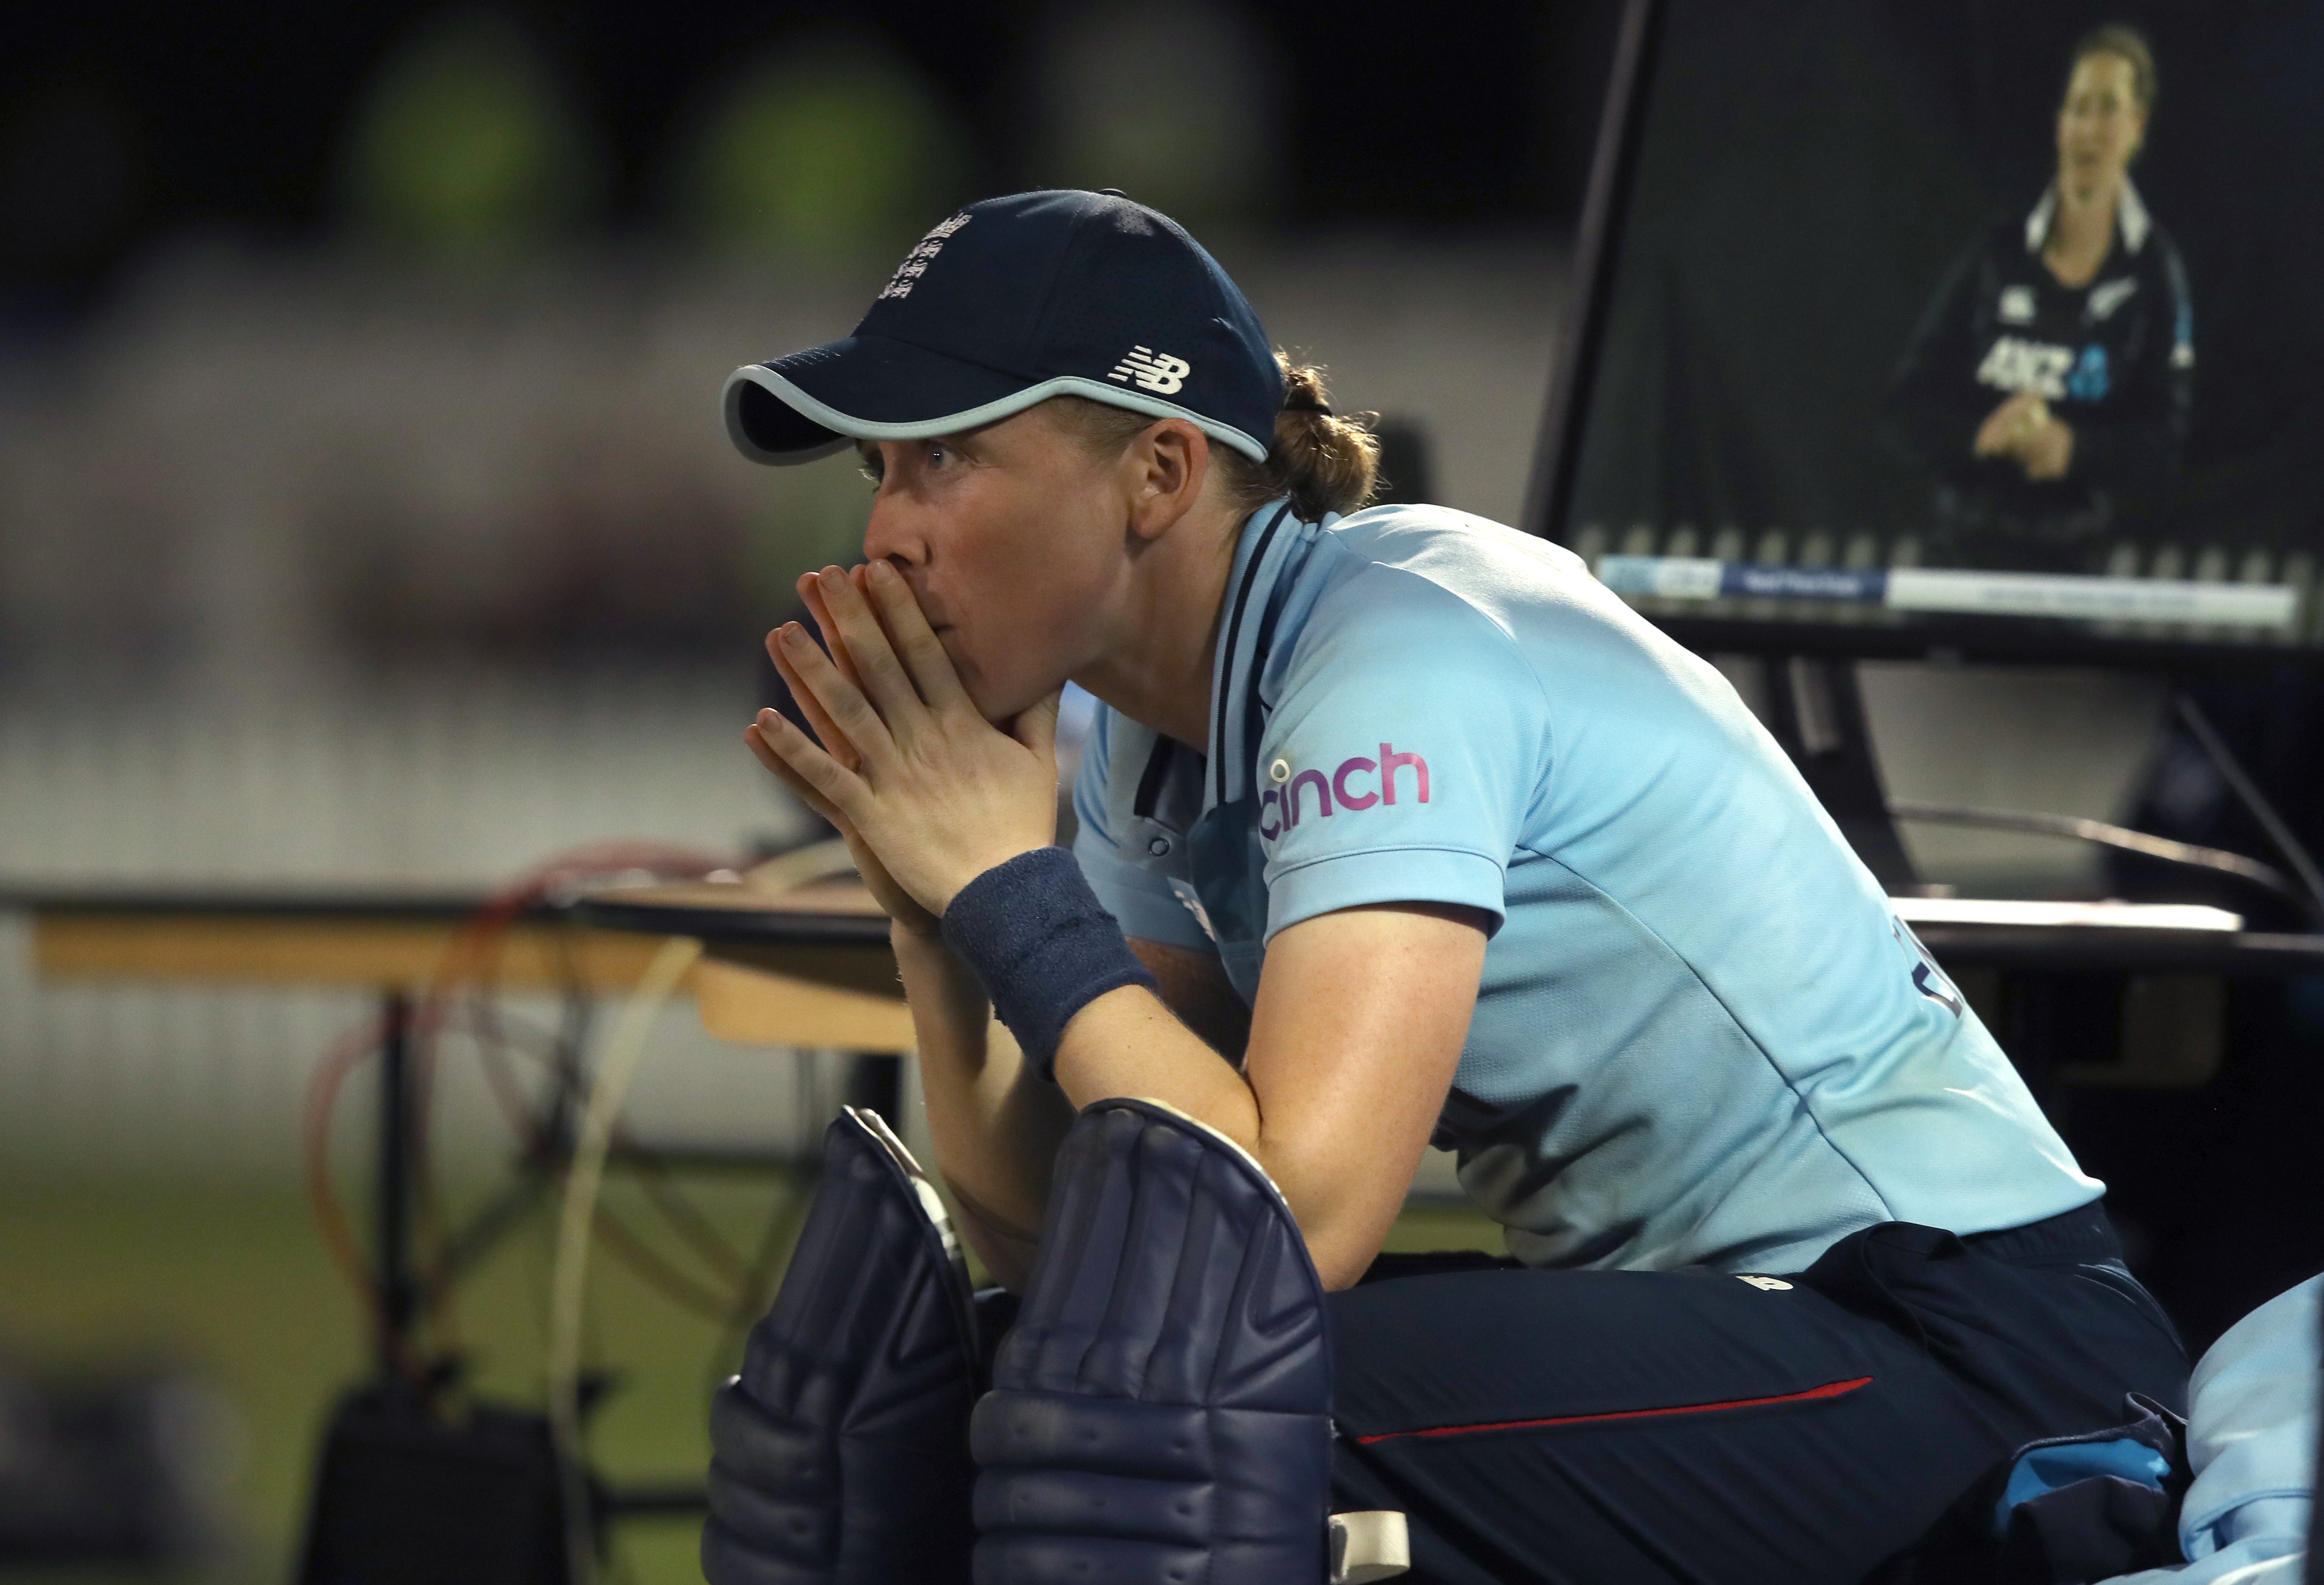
[723,364,1270,466]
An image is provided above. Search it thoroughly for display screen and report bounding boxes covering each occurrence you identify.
[1556,1,2324,652]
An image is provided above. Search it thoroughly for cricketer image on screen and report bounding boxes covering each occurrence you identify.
[1560,1,2324,648]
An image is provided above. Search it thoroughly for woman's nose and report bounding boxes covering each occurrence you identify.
[862,504,929,577]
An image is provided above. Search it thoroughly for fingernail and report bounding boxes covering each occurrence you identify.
[779,624,805,647]
[870,560,897,584]
[756,708,777,724]
[819,566,845,588]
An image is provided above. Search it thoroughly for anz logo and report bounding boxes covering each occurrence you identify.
[1258,745,1429,841]
[1975,337,2113,403]
[1976,335,2075,400]
[1108,346,1191,394]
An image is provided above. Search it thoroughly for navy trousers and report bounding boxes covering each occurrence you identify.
[1327,1204,2188,1584]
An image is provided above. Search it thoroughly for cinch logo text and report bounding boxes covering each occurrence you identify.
[1258,744,1428,839]
[1109,346,1191,394]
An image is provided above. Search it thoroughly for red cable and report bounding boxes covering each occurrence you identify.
[302,841,739,1379]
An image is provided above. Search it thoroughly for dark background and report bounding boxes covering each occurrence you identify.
[0,0,1622,311]
[1567,0,2324,553]
[0,0,1617,673]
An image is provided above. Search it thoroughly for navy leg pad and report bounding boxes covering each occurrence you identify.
[703,1106,980,1584]
[969,1098,1334,1585]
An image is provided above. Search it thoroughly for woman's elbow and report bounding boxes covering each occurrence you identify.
[1300,1212,1393,1292]
[1267,1157,1410,1291]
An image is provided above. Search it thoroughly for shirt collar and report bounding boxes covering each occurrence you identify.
[2118,178,2152,253]
[2024,177,2150,258]
[1204,498,1305,812]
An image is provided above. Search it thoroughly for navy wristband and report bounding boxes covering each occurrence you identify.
[939,847,1158,1081]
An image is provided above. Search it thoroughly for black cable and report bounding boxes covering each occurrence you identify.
[626,1151,750,1283]
[413,909,836,1426]
[540,919,754,1286]
[2174,692,2324,921]
[420,932,762,1332]
[589,1200,735,1321]
[1887,799,2322,924]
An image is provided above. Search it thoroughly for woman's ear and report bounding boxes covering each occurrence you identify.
[1125,420,1211,543]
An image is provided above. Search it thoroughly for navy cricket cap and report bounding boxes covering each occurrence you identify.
[724,189,1283,466]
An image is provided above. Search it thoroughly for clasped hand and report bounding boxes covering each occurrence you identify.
[744,562,1061,934]
[1973,390,2074,481]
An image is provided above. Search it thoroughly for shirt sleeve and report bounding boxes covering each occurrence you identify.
[1254,569,1546,941]
[1070,703,1216,952]
[2069,238,2192,502]
[1881,237,1992,485]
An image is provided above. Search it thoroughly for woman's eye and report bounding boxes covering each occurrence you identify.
[925,443,950,467]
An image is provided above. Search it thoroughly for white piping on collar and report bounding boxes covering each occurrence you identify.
[2024,177,2150,257]
[1204,502,1302,812]
[2118,178,2152,253]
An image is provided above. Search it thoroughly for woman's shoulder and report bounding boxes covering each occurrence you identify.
[1277,502,1750,725]
[1293,503,1635,646]
[1282,506,1553,648]
[2130,218,2191,295]
[1311,503,1590,603]
[1261,503,1671,716]
[1324,499,1572,554]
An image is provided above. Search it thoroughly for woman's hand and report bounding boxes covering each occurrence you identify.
[2016,414,2073,479]
[743,655,937,939]
[1973,390,2046,459]
[1972,391,2073,480]
[747,561,1060,921]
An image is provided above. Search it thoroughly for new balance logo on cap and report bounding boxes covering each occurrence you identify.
[877,212,972,301]
[1109,346,1190,394]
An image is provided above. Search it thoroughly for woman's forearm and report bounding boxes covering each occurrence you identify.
[1051,906,1485,1291]
[1052,985,1382,1280]
[1053,987,1262,1150]
[892,923,1076,1287]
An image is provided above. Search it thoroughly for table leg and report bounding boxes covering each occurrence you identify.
[845,1052,903,1127]
[377,989,418,1378]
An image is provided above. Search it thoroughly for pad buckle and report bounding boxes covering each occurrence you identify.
[1329,1510,1411,1583]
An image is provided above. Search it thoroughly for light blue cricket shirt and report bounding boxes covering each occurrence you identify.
[1072,499,2101,1275]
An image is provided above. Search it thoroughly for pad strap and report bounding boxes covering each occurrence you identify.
[940,847,1157,1081]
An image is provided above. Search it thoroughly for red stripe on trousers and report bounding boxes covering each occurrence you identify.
[1350,1375,1876,1446]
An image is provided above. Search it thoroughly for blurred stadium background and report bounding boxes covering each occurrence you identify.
[0,3,2196,1580]
[0,5,1608,1579]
